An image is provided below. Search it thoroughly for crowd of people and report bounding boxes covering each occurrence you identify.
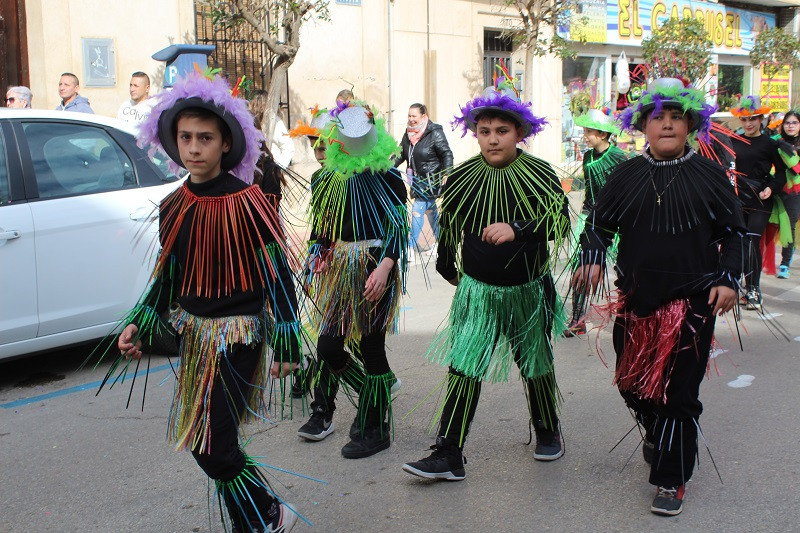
[11,65,789,531]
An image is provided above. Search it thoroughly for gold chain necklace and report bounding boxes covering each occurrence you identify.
[649,163,684,206]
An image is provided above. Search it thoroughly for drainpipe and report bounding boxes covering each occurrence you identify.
[387,0,394,133]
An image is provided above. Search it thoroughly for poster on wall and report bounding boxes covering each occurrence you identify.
[761,65,791,113]
[558,0,775,56]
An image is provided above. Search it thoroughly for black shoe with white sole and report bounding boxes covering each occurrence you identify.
[650,485,684,516]
[297,406,334,441]
[403,438,466,481]
[533,428,564,461]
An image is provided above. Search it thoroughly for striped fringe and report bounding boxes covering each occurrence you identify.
[311,241,402,340]
[167,309,265,452]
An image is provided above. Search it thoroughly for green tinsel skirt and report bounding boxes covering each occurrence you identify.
[426,274,565,383]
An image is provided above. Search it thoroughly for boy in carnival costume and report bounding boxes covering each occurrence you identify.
[402,77,570,481]
[108,72,304,532]
[297,102,408,459]
[565,99,627,336]
[572,77,746,516]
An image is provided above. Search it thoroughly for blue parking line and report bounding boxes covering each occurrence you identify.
[0,362,173,409]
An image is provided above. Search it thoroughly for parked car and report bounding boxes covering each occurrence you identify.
[0,109,183,360]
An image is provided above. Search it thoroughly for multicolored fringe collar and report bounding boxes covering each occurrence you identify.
[730,95,771,117]
[137,70,263,183]
[620,78,715,142]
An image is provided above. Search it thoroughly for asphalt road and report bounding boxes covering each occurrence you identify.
[1,256,799,532]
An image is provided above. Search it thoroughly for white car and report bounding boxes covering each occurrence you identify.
[0,109,183,360]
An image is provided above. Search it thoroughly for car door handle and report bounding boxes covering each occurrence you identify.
[129,207,158,221]
[0,230,21,241]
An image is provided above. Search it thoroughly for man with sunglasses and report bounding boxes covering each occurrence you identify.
[5,86,32,108]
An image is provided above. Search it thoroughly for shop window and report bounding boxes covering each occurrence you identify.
[562,56,607,163]
[718,65,750,112]
[484,29,512,89]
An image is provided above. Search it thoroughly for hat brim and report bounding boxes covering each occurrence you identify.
[632,101,701,132]
[731,106,771,117]
[465,105,533,139]
[573,115,620,135]
[157,97,246,172]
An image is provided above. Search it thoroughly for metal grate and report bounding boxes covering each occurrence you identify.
[195,3,289,114]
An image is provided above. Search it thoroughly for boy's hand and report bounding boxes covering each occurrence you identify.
[270,361,297,378]
[709,285,737,316]
[481,223,515,245]
[759,187,772,200]
[364,258,395,302]
[571,264,604,295]
[118,324,143,360]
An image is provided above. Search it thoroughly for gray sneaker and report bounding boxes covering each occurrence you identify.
[533,429,564,461]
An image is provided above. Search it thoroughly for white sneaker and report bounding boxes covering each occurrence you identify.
[391,377,402,396]
[407,250,416,264]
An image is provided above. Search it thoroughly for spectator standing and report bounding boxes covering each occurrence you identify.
[5,86,32,108]
[395,103,453,261]
[55,73,93,113]
[116,72,153,128]
[249,90,295,168]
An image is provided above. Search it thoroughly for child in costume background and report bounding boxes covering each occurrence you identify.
[403,78,570,482]
[770,110,800,279]
[296,102,409,459]
[730,96,786,310]
[565,101,627,337]
[573,77,745,517]
[106,72,305,532]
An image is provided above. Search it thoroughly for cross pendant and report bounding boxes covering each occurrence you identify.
[657,195,662,206]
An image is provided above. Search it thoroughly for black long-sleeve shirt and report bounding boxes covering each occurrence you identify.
[436,151,570,286]
[137,172,300,360]
[580,148,746,316]
[309,167,408,261]
[731,133,786,207]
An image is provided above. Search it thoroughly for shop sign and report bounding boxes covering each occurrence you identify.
[761,65,791,112]
[560,0,775,56]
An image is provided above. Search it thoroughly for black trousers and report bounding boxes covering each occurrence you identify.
[190,342,275,523]
[779,192,800,265]
[613,293,715,487]
[438,275,559,447]
[312,330,390,417]
[744,200,773,290]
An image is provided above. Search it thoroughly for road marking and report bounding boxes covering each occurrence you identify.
[759,312,783,321]
[727,374,754,388]
[0,362,173,409]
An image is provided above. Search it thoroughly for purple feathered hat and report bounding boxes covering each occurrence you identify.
[137,72,263,183]
[452,77,547,143]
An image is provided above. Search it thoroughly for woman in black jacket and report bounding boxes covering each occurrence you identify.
[396,103,454,260]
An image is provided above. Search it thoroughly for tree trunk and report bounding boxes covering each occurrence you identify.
[262,60,289,145]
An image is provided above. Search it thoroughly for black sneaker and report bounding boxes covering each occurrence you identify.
[642,439,655,465]
[745,289,762,311]
[533,429,564,461]
[341,424,390,458]
[266,502,298,532]
[402,439,466,481]
[297,406,334,441]
[562,319,586,337]
[290,359,314,399]
[650,485,684,516]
